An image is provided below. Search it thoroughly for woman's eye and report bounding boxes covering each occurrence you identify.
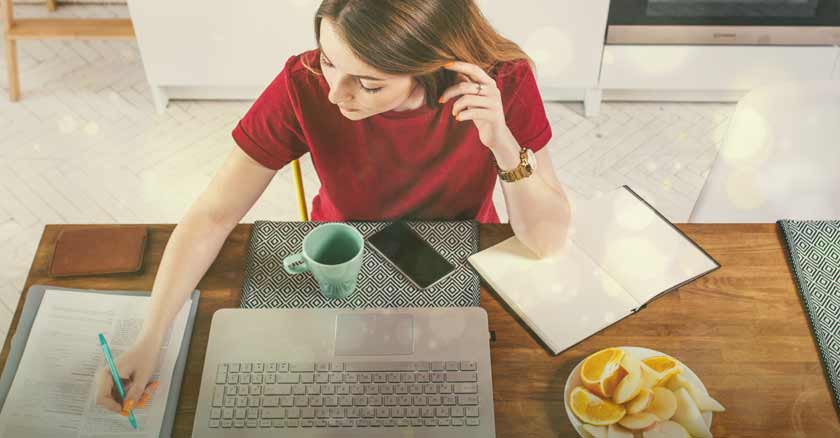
[361,85,382,94]
[322,56,382,94]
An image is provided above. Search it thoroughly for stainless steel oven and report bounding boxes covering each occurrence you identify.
[607,0,840,45]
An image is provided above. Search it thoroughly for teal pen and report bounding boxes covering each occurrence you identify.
[98,333,138,430]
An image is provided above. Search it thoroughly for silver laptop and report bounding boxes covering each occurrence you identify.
[193,307,495,437]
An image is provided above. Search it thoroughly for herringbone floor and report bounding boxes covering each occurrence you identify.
[0,3,735,343]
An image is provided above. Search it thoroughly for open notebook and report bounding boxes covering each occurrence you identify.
[469,186,719,354]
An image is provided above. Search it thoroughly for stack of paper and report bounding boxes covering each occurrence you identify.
[0,289,193,437]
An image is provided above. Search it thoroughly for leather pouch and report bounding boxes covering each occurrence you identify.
[48,226,148,277]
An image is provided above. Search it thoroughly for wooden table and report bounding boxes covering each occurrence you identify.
[2,223,839,437]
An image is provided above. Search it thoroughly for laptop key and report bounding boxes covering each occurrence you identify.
[460,361,477,371]
[299,407,314,419]
[277,362,289,373]
[452,417,465,426]
[241,363,252,373]
[431,361,445,371]
[210,408,221,419]
[465,406,479,417]
[262,396,279,407]
[446,372,478,382]
[224,396,236,407]
[458,395,479,406]
[209,419,220,428]
[221,420,233,428]
[454,383,478,394]
[260,419,272,428]
[234,419,245,428]
[286,407,301,418]
[246,420,258,428]
[275,373,299,384]
[467,417,480,426]
[212,385,225,406]
[248,396,260,407]
[291,362,314,372]
[271,419,284,427]
[445,361,460,371]
[301,419,314,427]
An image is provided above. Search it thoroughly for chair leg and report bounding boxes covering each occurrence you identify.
[47,0,56,12]
[292,160,309,222]
[4,38,20,101]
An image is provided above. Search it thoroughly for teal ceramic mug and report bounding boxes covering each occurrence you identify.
[282,223,364,300]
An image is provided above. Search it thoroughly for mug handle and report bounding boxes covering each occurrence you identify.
[283,253,310,275]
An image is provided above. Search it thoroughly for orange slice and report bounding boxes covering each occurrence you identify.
[569,386,626,426]
[581,348,627,398]
[642,355,682,386]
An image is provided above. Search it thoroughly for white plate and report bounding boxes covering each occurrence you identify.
[563,346,713,436]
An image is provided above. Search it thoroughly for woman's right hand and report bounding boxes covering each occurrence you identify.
[95,333,162,414]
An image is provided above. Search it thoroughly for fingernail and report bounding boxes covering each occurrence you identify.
[119,410,129,417]
[455,114,461,121]
[445,62,454,67]
[149,381,160,391]
[438,97,444,104]
[123,399,135,411]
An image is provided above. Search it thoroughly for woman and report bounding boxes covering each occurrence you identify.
[95,0,571,416]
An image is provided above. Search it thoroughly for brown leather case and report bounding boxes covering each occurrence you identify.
[48,226,148,277]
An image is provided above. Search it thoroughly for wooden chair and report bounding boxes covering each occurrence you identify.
[292,160,308,221]
[2,0,134,101]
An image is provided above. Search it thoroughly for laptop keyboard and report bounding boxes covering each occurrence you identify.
[208,361,482,429]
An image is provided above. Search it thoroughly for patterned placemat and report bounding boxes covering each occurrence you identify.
[778,219,840,414]
[240,221,480,309]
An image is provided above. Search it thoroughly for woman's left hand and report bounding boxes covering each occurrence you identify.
[439,60,515,152]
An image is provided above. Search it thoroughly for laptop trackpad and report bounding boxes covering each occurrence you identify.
[334,314,414,356]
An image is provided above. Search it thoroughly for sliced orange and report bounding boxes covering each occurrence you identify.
[642,356,682,386]
[581,348,627,398]
[569,386,627,426]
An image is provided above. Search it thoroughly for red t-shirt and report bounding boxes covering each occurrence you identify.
[232,49,552,223]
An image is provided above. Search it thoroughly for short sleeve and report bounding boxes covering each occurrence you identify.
[496,60,552,153]
[232,57,309,170]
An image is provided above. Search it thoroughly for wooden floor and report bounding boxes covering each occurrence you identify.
[0,3,736,343]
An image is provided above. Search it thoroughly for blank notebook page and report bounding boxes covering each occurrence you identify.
[569,188,719,304]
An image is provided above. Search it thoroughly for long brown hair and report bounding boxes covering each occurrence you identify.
[301,0,535,110]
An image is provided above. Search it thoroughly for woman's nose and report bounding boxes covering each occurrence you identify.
[328,77,354,105]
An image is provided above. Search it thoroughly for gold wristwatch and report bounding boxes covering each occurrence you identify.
[496,147,537,183]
